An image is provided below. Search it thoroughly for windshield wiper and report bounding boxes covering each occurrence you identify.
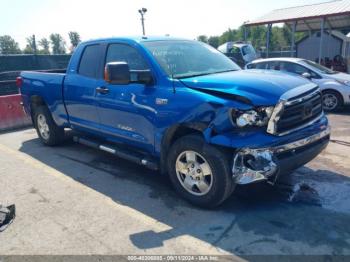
[175,69,238,79]
[213,69,239,74]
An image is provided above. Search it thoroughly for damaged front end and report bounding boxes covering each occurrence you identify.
[233,149,278,185]
[231,126,331,185]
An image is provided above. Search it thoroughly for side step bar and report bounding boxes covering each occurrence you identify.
[73,136,159,171]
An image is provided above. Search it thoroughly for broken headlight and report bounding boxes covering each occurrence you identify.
[231,106,274,128]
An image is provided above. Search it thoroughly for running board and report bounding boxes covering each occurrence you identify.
[73,136,159,171]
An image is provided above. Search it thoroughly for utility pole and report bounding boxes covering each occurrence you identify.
[266,24,272,58]
[291,21,296,57]
[32,34,37,55]
[138,7,147,36]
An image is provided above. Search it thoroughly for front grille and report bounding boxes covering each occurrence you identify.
[276,91,323,134]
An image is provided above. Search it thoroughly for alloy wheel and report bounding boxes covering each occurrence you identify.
[37,114,50,140]
[175,150,213,196]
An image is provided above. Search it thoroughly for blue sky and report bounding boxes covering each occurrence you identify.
[0,0,330,48]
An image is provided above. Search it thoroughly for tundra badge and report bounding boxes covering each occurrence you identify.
[156,98,168,105]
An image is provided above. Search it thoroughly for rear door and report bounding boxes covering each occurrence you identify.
[64,44,104,132]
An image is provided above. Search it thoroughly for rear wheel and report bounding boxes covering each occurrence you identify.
[322,90,343,112]
[33,106,65,146]
[167,135,235,208]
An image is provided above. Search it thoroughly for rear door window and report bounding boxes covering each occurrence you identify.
[78,44,103,78]
[247,62,270,69]
[254,62,268,69]
[267,61,281,70]
[246,63,256,69]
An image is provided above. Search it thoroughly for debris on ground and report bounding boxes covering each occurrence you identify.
[0,204,15,232]
[289,183,322,206]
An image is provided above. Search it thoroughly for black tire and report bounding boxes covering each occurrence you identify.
[33,105,65,146]
[322,90,343,112]
[167,134,235,208]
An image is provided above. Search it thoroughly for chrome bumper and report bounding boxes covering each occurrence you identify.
[232,126,331,185]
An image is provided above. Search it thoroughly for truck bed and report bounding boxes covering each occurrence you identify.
[20,70,68,126]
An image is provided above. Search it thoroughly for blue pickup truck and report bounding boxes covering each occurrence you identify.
[19,37,330,207]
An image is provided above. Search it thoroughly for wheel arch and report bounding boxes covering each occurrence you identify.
[322,89,344,105]
[29,95,48,124]
[160,123,207,174]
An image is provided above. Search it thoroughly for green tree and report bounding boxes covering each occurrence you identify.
[208,36,220,48]
[247,25,266,50]
[50,33,66,54]
[218,28,238,45]
[23,35,37,54]
[282,25,292,45]
[68,31,81,52]
[38,38,50,54]
[22,45,33,54]
[197,35,208,43]
[0,35,21,54]
[270,27,287,51]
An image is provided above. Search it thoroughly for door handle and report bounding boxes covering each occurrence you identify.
[96,86,109,94]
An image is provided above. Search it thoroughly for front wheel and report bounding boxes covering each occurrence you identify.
[167,135,235,208]
[33,106,65,146]
[322,90,343,112]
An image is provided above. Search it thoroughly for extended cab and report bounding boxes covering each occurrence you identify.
[19,37,330,207]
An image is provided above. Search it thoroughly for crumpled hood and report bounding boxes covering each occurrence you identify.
[180,69,316,106]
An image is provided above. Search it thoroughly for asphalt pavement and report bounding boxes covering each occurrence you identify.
[0,111,349,258]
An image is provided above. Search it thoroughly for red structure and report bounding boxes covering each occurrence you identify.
[0,94,31,131]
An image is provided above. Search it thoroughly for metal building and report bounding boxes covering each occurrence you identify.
[296,30,349,62]
[244,0,350,64]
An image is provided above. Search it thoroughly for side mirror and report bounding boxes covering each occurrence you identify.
[302,72,312,79]
[104,62,130,84]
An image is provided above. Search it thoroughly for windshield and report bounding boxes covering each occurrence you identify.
[142,40,240,78]
[302,60,337,74]
[242,45,256,56]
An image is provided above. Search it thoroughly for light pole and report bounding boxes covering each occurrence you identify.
[138,7,147,36]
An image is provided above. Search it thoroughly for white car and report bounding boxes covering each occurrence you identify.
[246,57,350,111]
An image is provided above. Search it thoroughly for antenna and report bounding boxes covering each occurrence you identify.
[171,73,176,94]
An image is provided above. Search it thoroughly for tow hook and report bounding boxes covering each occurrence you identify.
[232,149,278,185]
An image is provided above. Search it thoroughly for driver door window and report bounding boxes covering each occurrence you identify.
[279,62,309,75]
[106,44,149,70]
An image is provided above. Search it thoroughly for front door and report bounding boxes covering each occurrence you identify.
[96,43,156,153]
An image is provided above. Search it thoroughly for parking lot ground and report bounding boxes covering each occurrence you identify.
[0,111,349,257]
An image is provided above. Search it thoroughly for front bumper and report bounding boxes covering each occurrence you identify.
[342,90,350,105]
[232,125,330,185]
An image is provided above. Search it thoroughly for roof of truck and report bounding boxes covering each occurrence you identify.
[81,36,189,45]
